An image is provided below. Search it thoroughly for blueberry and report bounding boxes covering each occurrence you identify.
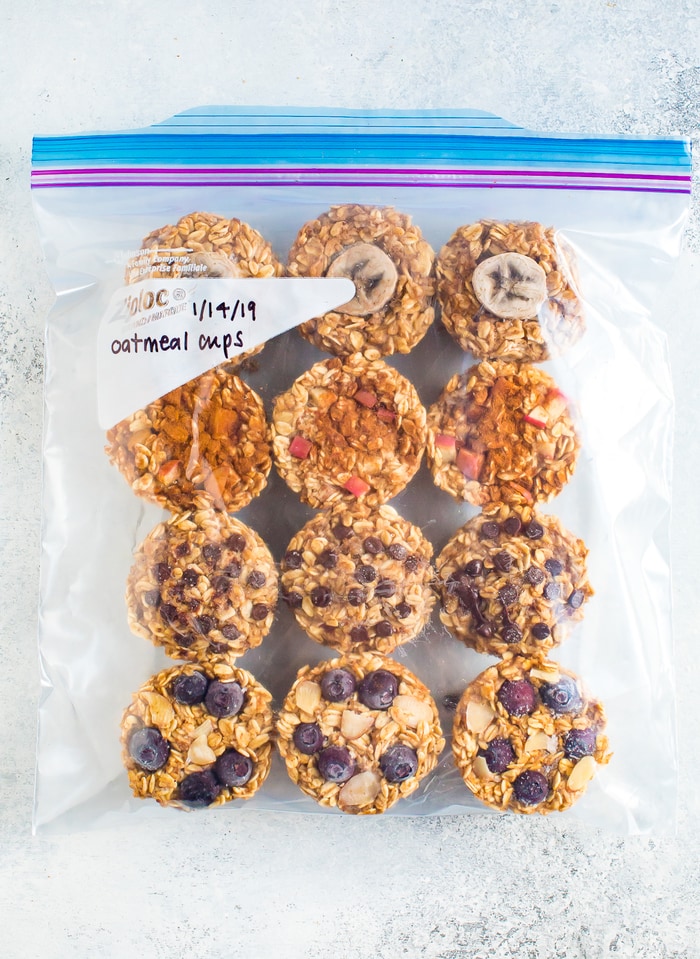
[178,770,221,807]
[204,680,244,718]
[564,727,597,760]
[171,671,209,705]
[358,669,398,710]
[128,727,170,771]
[317,745,355,783]
[497,679,537,716]
[513,770,549,805]
[293,722,325,754]
[482,738,516,774]
[320,668,356,702]
[380,744,418,782]
[214,749,253,787]
[443,693,460,711]
[540,677,582,715]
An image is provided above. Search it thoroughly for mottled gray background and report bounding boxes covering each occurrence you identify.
[1,1,699,956]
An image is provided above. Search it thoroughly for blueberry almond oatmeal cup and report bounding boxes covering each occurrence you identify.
[426,359,579,507]
[276,652,444,815]
[452,656,611,815]
[436,219,584,362]
[281,502,435,654]
[121,662,274,809]
[272,353,427,509]
[126,507,278,666]
[287,204,435,358]
[436,506,592,657]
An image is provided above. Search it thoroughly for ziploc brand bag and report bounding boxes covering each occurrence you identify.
[31,107,691,832]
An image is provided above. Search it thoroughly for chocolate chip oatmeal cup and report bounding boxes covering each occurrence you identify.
[452,656,611,815]
[426,359,579,507]
[276,652,444,815]
[106,367,272,513]
[126,211,284,368]
[287,204,435,358]
[272,354,427,509]
[281,503,435,654]
[436,219,584,362]
[436,507,592,657]
[121,662,274,810]
[126,508,278,666]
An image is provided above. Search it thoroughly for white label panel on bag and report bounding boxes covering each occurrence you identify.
[96,277,354,428]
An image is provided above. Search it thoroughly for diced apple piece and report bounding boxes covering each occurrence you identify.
[376,407,396,424]
[545,389,569,420]
[523,412,547,430]
[289,435,313,459]
[456,447,484,481]
[211,407,239,438]
[354,389,378,408]
[158,459,182,486]
[435,433,457,464]
[344,476,370,497]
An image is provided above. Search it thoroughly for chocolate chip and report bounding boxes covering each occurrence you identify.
[283,591,303,609]
[251,603,269,621]
[499,584,519,606]
[543,582,561,601]
[375,620,394,637]
[226,534,246,552]
[502,516,522,536]
[355,564,377,584]
[202,544,221,566]
[524,521,544,540]
[208,641,229,654]
[160,603,178,625]
[525,567,545,586]
[224,560,241,579]
[404,555,420,573]
[247,570,266,589]
[194,615,215,634]
[531,622,551,640]
[347,588,366,606]
[188,598,201,612]
[143,589,161,608]
[464,559,484,578]
[494,551,513,573]
[213,576,231,596]
[350,626,369,644]
[318,549,338,569]
[153,563,171,584]
[181,568,199,587]
[284,550,303,570]
[395,602,412,619]
[502,623,523,644]
[175,542,190,558]
[221,624,241,640]
[480,521,500,540]
[374,579,396,598]
[170,584,185,601]
[332,523,353,541]
[545,558,563,576]
[174,632,195,648]
[311,586,332,607]
[477,623,493,638]
[568,589,585,609]
[363,536,383,555]
[387,544,408,561]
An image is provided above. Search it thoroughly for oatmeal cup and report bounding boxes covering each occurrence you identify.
[281,503,435,654]
[106,367,271,513]
[276,652,444,815]
[126,210,284,368]
[121,662,274,810]
[126,508,278,666]
[436,219,584,362]
[436,506,592,658]
[272,354,427,509]
[426,359,579,507]
[287,204,435,358]
[452,656,611,815]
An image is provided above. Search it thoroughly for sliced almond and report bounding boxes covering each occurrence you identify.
[472,756,496,781]
[340,710,375,740]
[338,770,382,810]
[187,735,217,766]
[530,667,561,683]
[391,695,433,729]
[142,692,175,728]
[465,700,496,734]
[295,680,322,715]
[192,719,214,740]
[524,731,558,754]
[568,755,597,791]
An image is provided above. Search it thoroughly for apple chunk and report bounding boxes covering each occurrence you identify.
[456,447,484,481]
[289,435,313,459]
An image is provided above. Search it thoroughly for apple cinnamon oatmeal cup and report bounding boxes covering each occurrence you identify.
[436,219,584,362]
[287,204,435,358]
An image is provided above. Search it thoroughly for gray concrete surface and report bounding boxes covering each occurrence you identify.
[1,1,699,956]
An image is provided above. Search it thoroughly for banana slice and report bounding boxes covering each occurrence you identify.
[472,252,547,321]
[188,251,244,278]
[327,242,398,315]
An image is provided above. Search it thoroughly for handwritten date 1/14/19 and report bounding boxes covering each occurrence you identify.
[192,298,257,323]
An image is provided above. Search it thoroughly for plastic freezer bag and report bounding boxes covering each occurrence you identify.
[30,107,691,832]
